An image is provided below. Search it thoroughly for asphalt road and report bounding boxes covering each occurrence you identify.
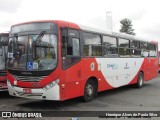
[0,74,160,120]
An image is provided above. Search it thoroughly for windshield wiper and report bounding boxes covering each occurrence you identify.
[35,31,45,43]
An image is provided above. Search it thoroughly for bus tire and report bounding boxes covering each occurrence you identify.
[136,72,144,88]
[83,80,96,102]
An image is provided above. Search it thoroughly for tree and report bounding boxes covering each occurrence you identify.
[119,18,136,35]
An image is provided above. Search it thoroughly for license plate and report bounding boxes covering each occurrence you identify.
[23,88,32,94]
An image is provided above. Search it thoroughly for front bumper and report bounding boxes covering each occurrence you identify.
[7,81,60,100]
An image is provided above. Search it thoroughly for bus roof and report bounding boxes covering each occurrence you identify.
[11,20,157,43]
[78,24,156,43]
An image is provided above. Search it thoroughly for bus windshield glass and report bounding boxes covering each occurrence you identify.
[0,35,8,70]
[0,45,5,70]
[7,34,57,71]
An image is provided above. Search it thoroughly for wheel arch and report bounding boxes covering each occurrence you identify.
[84,76,98,98]
[86,76,98,89]
[139,70,144,80]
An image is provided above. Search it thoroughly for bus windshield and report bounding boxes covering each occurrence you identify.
[7,33,57,71]
[0,45,5,70]
[0,35,8,70]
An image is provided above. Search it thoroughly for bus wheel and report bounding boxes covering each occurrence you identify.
[136,72,144,88]
[83,80,96,102]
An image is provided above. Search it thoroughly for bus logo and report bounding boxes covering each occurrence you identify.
[124,63,129,69]
[21,72,32,75]
[31,82,42,87]
[107,64,118,69]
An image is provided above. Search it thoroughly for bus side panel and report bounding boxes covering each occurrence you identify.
[61,57,154,100]
[141,58,152,80]
[81,58,114,92]
[127,57,158,84]
[95,58,144,88]
[151,58,159,78]
[148,58,159,79]
[142,58,158,81]
[60,61,83,100]
[60,58,114,100]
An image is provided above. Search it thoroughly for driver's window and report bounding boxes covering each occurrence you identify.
[66,37,80,56]
[61,29,80,69]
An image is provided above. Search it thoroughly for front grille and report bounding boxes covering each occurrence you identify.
[0,71,6,76]
[15,91,43,97]
[0,82,7,91]
[12,75,47,82]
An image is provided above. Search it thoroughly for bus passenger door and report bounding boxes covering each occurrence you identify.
[143,43,158,80]
[61,28,82,99]
[143,51,151,80]
[141,43,152,80]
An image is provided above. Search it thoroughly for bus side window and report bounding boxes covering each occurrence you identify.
[130,40,141,57]
[141,42,149,57]
[118,38,130,57]
[66,37,80,56]
[148,43,156,57]
[103,35,118,57]
[83,32,102,56]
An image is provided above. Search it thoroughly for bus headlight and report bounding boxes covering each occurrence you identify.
[43,79,59,91]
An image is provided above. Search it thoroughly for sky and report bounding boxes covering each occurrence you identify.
[0,0,160,43]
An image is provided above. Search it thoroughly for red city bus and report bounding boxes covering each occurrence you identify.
[7,20,158,102]
[0,33,9,91]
